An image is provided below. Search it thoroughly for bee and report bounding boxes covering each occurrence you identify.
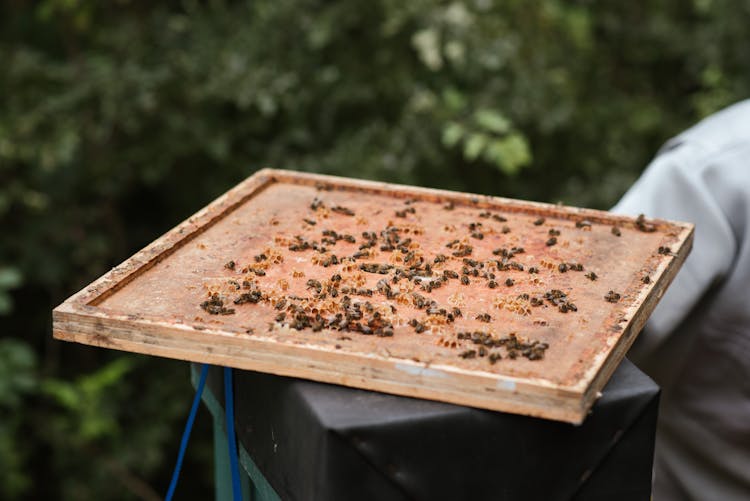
[461,275,470,285]
[478,347,487,357]
[546,237,557,246]
[558,263,569,273]
[611,226,621,237]
[479,211,491,219]
[444,201,455,210]
[604,290,621,303]
[492,214,507,223]
[528,266,539,274]
[489,352,502,364]
[548,229,560,236]
[376,278,392,294]
[501,225,511,234]
[488,280,497,289]
[306,279,323,293]
[533,217,545,226]
[452,307,462,318]
[526,351,544,361]
[443,270,459,279]
[412,293,427,309]
[635,214,657,232]
[476,313,491,322]
[275,312,286,322]
[310,198,324,211]
[585,271,598,281]
[234,290,262,305]
[303,218,317,226]
[274,299,287,310]
[289,242,310,252]
[575,220,592,229]
[331,205,355,216]
[471,231,484,240]
[459,349,477,359]
[434,254,447,264]
[378,327,394,337]
[642,275,651,284]
[200,293,236,315]
[658,246,672,255]
[224,260,236,270]
[451,244,473,257]
[505,278,514,287]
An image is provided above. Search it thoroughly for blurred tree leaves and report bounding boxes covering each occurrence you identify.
[0,339,36,410]
[0,267,23,314]
[1,0,749,499]
[41,357,134,442]
[442,106,531,175]
[0,339,37,498]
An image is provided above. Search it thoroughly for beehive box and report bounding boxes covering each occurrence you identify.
[53,169,692,423]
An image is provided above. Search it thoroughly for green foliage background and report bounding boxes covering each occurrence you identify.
[1,0,748,498]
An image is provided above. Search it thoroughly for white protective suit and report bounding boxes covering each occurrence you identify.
[612,99,750,500]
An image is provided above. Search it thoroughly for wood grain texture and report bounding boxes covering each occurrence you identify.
[53,169,693,423]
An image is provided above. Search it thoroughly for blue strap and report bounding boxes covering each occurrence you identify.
[165,363,209,501]
[224,367,243,501]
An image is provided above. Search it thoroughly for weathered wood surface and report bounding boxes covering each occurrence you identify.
[53,169,692,423]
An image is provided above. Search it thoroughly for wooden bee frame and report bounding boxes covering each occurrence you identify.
[53,169,692,423]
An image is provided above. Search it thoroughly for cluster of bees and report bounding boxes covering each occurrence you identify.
[456,331,549,362]
[200,190,667,366]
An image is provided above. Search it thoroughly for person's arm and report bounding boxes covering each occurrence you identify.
[611,141,736,355]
